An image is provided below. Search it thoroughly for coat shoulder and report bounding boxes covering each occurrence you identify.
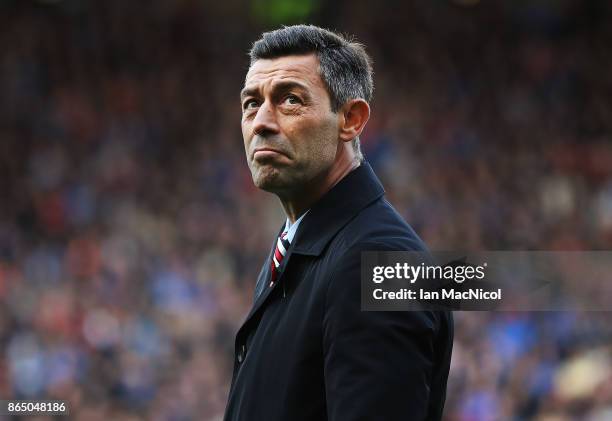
[333,196,427,254]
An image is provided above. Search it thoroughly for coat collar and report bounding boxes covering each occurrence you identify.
[291,161,385,256]
[238,161,385,340]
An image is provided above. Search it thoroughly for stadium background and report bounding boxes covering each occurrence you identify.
[1,0,611,419]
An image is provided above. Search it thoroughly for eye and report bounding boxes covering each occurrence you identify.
[243,99,259,110]
[283,95,301,105]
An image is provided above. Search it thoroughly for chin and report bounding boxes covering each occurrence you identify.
[251,165,286,192]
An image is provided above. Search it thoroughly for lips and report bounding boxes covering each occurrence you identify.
[253,147,289,160]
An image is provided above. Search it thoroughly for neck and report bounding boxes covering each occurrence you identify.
[280,148,360,223]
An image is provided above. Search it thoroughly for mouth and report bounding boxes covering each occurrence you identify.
[253,147,290,161]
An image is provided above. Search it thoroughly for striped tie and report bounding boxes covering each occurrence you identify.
[269,231,290,287]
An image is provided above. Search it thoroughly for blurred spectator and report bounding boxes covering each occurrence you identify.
[0,0,611,419]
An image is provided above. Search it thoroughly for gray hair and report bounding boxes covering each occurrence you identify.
[249,25,374,161]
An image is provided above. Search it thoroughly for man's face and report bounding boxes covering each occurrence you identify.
[240,54,339,195]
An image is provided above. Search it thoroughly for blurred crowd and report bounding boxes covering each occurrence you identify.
[1,0,611,419]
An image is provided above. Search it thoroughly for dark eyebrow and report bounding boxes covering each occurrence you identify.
[240,80,310,102]
[271,80,310,96]
[240,87,258,102]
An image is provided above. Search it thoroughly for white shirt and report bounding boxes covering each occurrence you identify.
[283,211,309,243]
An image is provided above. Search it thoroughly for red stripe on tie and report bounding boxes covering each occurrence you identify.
[270,231,289,287]
[274,247,283,262]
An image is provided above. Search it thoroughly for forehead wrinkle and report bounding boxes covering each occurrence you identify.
[241,77,316,102]
[242,56,324,98]
[242,79,293,98]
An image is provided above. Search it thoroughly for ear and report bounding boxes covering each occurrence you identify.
[338,99,370,143]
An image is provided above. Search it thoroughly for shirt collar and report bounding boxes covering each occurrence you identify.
[290,161,385,256]
[283,210,309,243]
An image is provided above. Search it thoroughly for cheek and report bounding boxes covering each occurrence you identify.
[241,123,251,148]
[286,113,337,147]
[309,116,338,151]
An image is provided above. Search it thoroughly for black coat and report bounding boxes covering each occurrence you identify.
[224,163,453,421]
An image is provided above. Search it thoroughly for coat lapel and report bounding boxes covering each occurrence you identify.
[241,228,293,329]
[253,247,273,303]
[239,162,384,335]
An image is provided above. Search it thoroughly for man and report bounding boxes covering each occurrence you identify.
[225,25,453,421]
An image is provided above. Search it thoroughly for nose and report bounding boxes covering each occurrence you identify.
[252,101,280,137]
